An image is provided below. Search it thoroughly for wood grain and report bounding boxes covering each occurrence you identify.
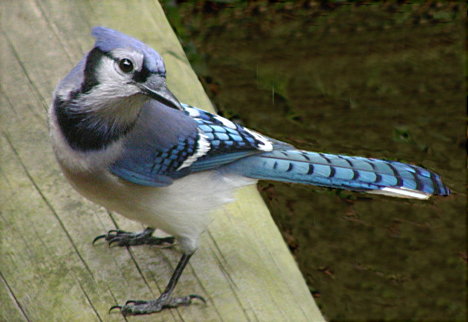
[0,1,324,321]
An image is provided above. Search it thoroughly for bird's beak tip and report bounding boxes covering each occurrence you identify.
[140,83,183,111]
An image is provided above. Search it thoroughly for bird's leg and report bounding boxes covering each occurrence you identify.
[111,253,205,315]
[93,227,175,247]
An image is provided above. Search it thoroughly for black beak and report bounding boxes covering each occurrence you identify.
[139,75,183,111]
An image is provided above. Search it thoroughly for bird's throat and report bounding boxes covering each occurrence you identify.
[54,95,142,152]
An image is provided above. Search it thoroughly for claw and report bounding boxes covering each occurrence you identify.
[92,234,106,245]
[111,294,205,315]
[93,228,174,248]
[125,299,147,305]
[109,305,122,313]
[189,294,206,304]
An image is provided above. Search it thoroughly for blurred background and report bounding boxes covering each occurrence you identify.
[160,1,465,321]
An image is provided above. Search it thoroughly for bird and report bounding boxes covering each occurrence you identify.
[49,26,450,316]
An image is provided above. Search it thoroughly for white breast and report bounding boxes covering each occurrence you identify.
[62,166,256,253]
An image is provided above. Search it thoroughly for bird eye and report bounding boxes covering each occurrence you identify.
[118,58,134,73]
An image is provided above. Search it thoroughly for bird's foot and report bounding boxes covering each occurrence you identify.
[110,294,206,315]
[93,228,175,247]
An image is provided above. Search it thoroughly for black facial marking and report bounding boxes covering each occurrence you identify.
[81,47,106,94]
[132,64,151,83]
[54,96,136,151]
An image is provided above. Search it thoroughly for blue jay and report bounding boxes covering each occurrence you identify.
[49,27,450,315]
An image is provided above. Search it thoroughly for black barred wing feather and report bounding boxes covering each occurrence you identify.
[179,103,274,172]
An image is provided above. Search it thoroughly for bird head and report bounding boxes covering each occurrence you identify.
[76,26,182,110]
[51,27,183,152]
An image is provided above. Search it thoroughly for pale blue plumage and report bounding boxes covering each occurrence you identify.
[227,150,449,196]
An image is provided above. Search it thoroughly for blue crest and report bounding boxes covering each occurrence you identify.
[91,26,165,75]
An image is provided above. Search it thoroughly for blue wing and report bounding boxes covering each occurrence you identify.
[110,102,274,186]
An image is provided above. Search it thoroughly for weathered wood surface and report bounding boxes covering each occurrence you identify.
[0,1,324,321]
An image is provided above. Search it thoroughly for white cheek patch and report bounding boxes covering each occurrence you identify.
[95,57,127,90]
[81,56,143,113]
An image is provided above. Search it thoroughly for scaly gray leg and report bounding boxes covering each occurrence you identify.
[111,253,206,315]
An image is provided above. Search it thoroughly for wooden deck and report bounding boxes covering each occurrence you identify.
[0,1,324,321]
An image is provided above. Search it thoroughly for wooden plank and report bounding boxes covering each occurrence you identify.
[0,0,324,321]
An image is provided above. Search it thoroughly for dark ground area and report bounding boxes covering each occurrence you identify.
[161,1,466,321]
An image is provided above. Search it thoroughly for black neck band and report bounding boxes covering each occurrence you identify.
[54,95,135,152]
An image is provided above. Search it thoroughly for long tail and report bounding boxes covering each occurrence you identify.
[228,150,450,199]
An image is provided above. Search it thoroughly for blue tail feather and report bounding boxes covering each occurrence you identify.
[227,149,450,198]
